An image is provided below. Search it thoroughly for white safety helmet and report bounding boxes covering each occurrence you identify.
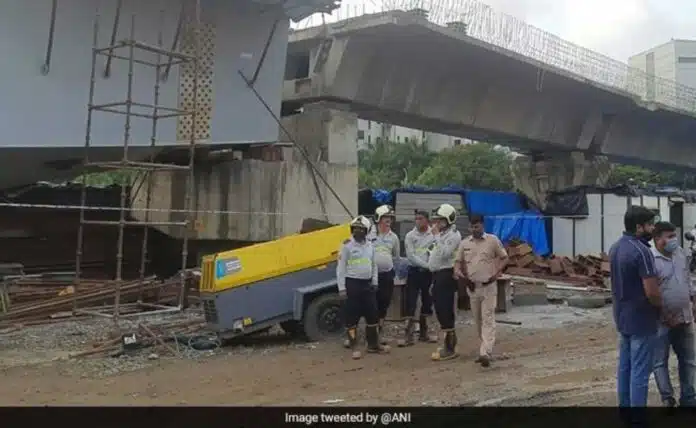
[374,204,395,223]
[350,215,371,231]
[432,203,457,226]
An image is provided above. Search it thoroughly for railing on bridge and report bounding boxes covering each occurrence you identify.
[296,0,696,116]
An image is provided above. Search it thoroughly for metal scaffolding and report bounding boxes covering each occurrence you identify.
[73,1,202,326]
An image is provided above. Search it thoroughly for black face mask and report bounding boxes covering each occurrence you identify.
[352,230,366,241]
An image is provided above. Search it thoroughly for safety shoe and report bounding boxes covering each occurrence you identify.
[478,354,491,368]
[366,325,391,354]
[397,318,416,347]
[431,330,458,361]
[344,327,358,350]
[418,315,437,343]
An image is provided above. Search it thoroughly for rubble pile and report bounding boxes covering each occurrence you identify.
[504,239,610,287]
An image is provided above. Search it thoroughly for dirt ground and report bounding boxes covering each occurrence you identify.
[0,304,675,406]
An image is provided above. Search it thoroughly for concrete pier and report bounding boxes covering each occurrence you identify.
[131,102,358,241]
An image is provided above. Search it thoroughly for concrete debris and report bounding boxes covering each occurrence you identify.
[504,240,610,287]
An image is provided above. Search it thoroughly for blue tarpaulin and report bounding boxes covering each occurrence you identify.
[485,211,550,256]
[390,187,550,256]
[466,190,549,256]
[465,190,522,216]
[372,189,392,205]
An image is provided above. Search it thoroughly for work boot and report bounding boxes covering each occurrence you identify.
[343,331,351,349]
[478,354,491,367]
[418,315,437,343]
[397,318,416,347]
[662,397,677,408]
[345,327,362,359]
[378,319,388,345]
[431,330,458,361]
[366,324,390,354]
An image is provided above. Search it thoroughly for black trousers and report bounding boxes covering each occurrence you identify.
[376,270,395,320]
[432,268,457,330]
[404,267,433,318]
[344,278,379,328]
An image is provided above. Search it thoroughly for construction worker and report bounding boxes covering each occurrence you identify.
[337,215,390,359]
[454,214,508,368]
[370,204,401,344]
[398,209,437,347]
[428,203,462,361]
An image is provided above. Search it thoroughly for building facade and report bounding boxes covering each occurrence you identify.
[356,119,473,152]
[628,39,696,109]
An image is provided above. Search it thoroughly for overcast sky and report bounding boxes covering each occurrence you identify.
[484,0,696,61]
[300,0,696,62]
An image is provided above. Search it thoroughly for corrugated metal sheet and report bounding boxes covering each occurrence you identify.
[393,191,471,238]
[393,192,465,220]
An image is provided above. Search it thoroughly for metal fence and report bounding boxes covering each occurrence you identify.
[296,0,696,116]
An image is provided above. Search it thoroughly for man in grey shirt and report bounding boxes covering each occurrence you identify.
[651,221,696,407]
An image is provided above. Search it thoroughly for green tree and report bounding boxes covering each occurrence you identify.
[414,143,514,190]
[70,170,138,187]
[607,164,695,188]
[607,164,664,186]
[358,138,435,188]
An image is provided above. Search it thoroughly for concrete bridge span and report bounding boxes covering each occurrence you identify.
[283,11,696,173]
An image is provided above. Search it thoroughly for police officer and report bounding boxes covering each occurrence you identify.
[398,210,437,347]
[427,203,462,361]
[370,204,401,344]
[337,215,390,359]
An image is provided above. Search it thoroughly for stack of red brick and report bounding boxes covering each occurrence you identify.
[504,239,610,287]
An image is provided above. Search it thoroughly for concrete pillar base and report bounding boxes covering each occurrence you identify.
[131,102,358,242]
[280,101,358,165]
[511,152,612,209]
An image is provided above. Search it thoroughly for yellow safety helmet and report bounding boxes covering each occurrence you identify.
[432,203,457,225]
[374,204,395,223]
[350,215,371,230]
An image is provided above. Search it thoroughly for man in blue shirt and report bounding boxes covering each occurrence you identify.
[650,221,696,407]
[609,206,662,414]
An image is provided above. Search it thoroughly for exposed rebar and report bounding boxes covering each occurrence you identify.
[139,8,166,302]
[238,70,353,218]
[74,0,201,324]
[103,0,123,78]
[111,13,138,326]
[41,0,59,75]
[161,0,186,82]
[179,0,202,310]
[74,15,101,316]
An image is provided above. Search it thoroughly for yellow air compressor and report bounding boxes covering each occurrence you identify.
[199,223,351,341]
